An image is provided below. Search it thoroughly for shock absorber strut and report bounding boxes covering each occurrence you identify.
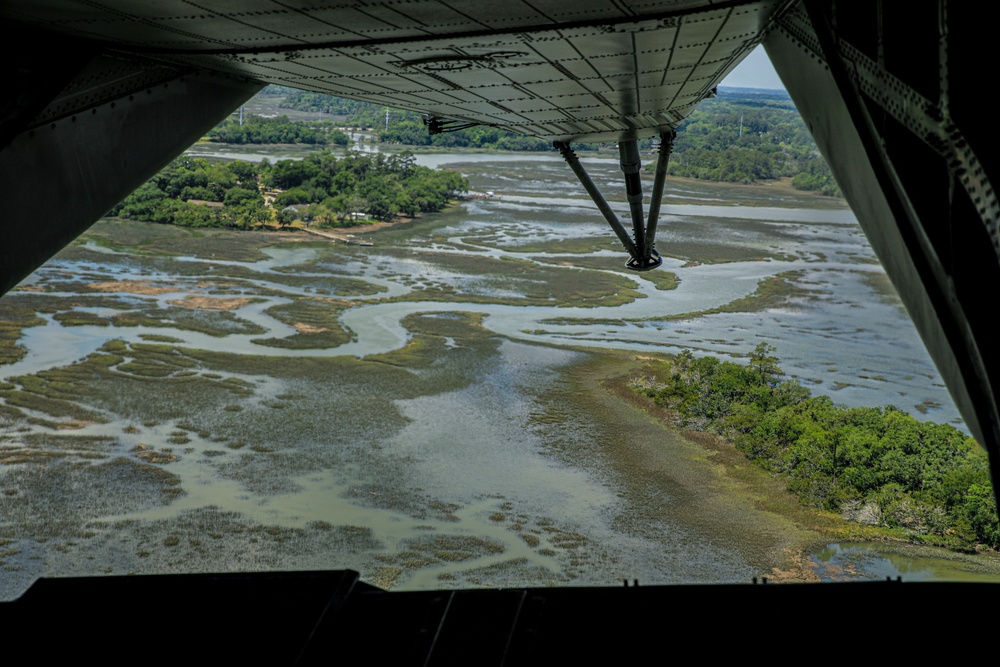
[555,131,675,271]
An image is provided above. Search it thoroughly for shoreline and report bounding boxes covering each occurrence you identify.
[559,350,825,582]
[562,349,1000,582]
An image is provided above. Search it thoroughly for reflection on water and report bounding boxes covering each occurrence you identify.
[813,543,1000,582]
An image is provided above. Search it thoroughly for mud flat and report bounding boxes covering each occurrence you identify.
[0,308,808,598]
[0,161,982,598]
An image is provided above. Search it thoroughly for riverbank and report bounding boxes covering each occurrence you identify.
[554,350,824,581]
[554,350,1000,581]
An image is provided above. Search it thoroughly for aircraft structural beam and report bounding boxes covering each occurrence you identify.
[3,570,997,662]
[0,55,262,295]
[765,1,1000,472]
[645,132,676,263]
[555,140,667,271]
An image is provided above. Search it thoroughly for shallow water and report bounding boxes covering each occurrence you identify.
[9,190,958,426]
[812,543,1000,582]
[0,152,981,598]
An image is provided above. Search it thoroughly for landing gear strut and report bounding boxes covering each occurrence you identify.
[555,132,675,271]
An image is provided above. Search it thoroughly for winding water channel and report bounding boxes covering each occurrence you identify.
[1,150,991,599]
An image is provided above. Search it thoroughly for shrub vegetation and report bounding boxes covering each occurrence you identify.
[635,344,999,550]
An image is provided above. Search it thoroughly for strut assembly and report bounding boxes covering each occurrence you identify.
[555,132,676,271]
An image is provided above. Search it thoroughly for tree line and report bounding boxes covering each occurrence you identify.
[255,85,840,193]
[658,92,840,194]
[208,114,350,146]
[265,85,372,116]
[634,344,998,550]
[109,150,468,229]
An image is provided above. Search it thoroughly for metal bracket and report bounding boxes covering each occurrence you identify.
[423,115,479,135]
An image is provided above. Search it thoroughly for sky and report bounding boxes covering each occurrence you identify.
[721,45,786,90]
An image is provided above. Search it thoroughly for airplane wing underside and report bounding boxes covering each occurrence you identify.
[2,0,789,144]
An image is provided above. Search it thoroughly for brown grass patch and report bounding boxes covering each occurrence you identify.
[766,548,822,583]
[167,296,252,310]
[56,419,95,430]
[131,444,177,464]
[88,281,175,295]
[293,323,329,334]
[311,297,353,307]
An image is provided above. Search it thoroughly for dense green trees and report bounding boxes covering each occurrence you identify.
[208,114,350,146]
[264,85,373,116]
[110,150,468,228]
[110,157,263,228]
[263,150,467,223]
[791,157,841,196]
[652,92,840,193]
[374,112,552,151]
[637,344,998,550]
